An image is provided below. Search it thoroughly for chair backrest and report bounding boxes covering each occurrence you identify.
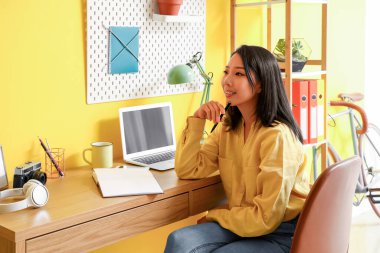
[290,156,361,253]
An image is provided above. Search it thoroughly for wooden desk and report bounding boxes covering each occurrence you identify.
[0,167,225,253]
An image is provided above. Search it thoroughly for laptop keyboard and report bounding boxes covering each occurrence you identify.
[134,151,175,165]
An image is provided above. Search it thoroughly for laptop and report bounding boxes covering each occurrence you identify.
[119,102,176,171]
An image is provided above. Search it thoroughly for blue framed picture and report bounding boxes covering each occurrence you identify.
[109,26,139,74]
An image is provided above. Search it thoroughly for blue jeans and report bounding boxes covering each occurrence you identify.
[164,217,298,253]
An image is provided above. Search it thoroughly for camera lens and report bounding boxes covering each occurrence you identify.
[32,171,47,185]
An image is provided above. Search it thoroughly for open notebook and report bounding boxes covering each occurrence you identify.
[92,166,163,197]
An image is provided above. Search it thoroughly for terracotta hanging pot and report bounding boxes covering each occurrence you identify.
[157,0,183,15]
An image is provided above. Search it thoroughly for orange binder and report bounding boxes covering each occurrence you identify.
[308,80,318,144]
[292,80,309,144]
[317,79,326,142]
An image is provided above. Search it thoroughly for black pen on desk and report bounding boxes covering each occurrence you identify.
[210,103,231,133]
[38,137,64,177]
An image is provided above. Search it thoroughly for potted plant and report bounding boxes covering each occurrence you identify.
[157,0,183,15]
[273,38,312,72]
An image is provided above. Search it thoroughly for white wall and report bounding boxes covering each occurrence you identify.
[365,0,380,127]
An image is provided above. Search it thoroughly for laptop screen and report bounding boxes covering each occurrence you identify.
[119,103,176,158]
[0,145,9,189]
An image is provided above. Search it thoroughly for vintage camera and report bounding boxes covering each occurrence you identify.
[13,161,47,188]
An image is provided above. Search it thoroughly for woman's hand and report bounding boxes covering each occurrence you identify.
[193,101,226,124]
[197,216,208,224]
[197,204,229,224]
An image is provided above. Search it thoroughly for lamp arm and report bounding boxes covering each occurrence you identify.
[193,61,212,105]
[194,61,212,84]
[190,52,212,84]
[190,52,213,105]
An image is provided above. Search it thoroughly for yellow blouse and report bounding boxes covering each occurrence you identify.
[175,117,310,237]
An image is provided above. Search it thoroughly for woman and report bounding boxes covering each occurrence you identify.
[164,45,310,253]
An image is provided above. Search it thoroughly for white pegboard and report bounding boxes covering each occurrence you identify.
[87,0,206,104]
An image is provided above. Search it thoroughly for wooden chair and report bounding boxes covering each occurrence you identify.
[290,156,361,253]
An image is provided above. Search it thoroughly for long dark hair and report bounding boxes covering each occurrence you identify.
[224,45,303,143]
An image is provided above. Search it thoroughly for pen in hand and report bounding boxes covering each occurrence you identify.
[210,103,231,133]
[38,137,64,177]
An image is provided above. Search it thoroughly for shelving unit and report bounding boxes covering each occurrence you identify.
[230,0,328,171]
[152,14,202,23]
[281,70,327,79]
[234,0,327,7]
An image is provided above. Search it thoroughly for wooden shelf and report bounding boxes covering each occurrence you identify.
[294,0,328,3]
[152,14,202,23]
[235,0,285,7]
[281,70,327,79]
[234,0,327,7]
[303,139,327,148]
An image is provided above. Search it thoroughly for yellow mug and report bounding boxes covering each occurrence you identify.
[83,142,113,168]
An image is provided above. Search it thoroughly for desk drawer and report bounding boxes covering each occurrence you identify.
[190,183,226,215]
[26,193,189,253]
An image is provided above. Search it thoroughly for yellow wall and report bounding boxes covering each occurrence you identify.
[0,0,229,173]
[235,7,263,47]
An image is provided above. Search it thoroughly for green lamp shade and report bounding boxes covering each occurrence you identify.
[167,64,194,84]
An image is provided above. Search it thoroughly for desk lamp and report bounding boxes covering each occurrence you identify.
[167,52,213,105]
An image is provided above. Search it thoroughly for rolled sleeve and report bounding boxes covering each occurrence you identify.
[175,117,220,179]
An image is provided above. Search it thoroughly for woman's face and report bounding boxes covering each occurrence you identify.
[222,53,261,108]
